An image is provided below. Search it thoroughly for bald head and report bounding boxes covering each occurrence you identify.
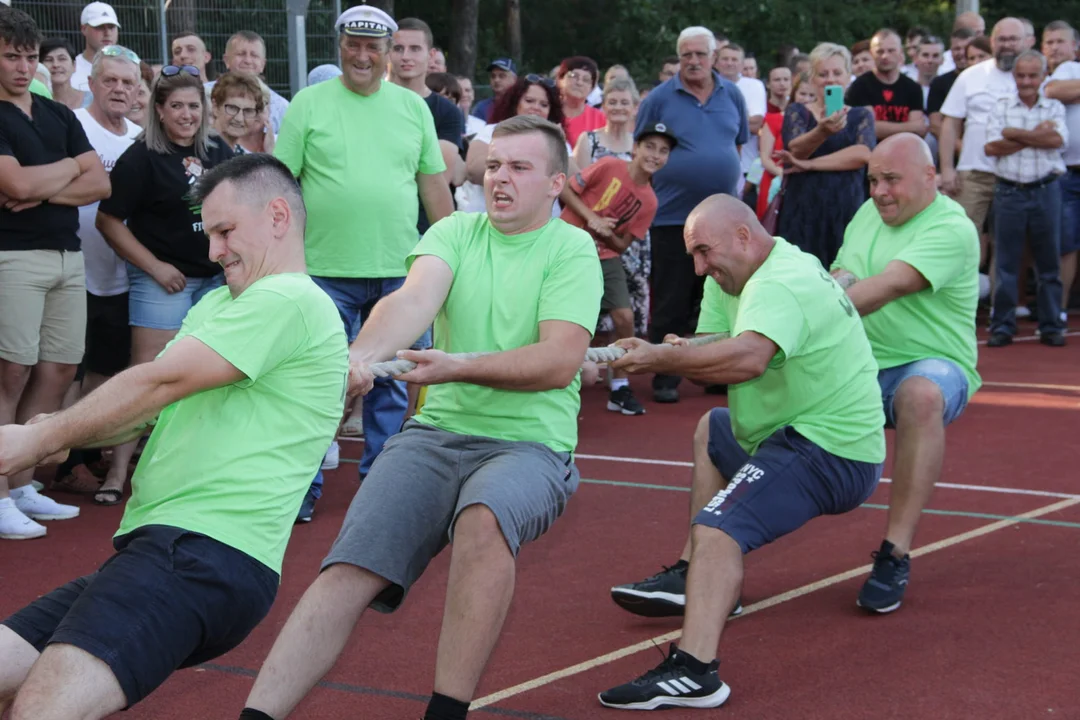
[991,18,1026,71]
[687,194,762,236]
[954,11,985,36]
[875,133,934,168]
[685,195,774,296]
[867,133,937,227]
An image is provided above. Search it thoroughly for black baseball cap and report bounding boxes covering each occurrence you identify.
[635,122,678,148]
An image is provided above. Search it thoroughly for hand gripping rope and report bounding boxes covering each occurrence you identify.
[366,333,732,379]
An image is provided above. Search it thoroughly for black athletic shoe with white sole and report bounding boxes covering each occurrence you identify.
[611,562,743,618]
[857,539,911,613]
[599,644,730,711]
[608,385,646,415]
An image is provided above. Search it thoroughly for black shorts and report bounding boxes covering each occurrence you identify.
[84,292,131,377]
[1,525,278,707]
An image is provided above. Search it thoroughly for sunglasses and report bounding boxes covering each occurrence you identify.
[525,73,555,88]
[161,64,200,78]
[98,45,140,64]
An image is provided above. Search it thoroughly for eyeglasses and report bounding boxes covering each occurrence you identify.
[525,73,554,88]
[161,64,200,78]
[98,45,140,64]
[222,102,257,119]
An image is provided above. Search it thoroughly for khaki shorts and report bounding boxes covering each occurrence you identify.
[956,170,997,233]
[600,257,631,311]
[0,250,86,365]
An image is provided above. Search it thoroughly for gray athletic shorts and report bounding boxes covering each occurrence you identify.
[321,420,580,612]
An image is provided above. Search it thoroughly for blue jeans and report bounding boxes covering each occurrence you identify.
[878,358,969,429]
[1060,170,1080,255]
[990,179,1064,337]
[309,276,433,494]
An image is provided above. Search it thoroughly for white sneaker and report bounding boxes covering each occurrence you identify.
[0,499,47,540]
[11,486,80,521]
[321,441,340,470]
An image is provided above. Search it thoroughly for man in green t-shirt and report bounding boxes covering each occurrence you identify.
[273,5,454,519]
[597,195,885,711]
[830,133,981,615]
[240,115,602,720]
[0,154,347,718]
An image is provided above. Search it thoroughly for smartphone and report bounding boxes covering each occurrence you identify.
[824,85,845,116]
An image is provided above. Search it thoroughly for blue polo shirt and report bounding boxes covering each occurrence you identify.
[634,72,749,226]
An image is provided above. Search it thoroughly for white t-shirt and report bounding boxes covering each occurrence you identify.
[736,76,767,175]
[1049,61,1080,167]
[940,59,1017,173]
[455,122,571,217]
[70,53,93,92]
[74,108,142,296]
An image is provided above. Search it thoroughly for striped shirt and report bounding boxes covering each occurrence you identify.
[985,93,1068,183]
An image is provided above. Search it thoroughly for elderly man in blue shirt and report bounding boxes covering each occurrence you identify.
[634,26,749,403]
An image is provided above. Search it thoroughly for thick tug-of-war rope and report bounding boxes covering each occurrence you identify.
[367,333,733,379]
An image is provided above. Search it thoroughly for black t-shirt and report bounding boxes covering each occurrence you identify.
[844,72,925,125]
[0,94,94,251]
[98,137,236,277]
[927,70,959,115]
[417,92,464,235]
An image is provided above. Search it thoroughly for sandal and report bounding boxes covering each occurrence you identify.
[49,464,104,495]
[93,488,124,506]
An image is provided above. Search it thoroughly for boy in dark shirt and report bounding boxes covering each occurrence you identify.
[560,123,675,415]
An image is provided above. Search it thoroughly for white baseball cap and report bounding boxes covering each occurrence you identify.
[334,4,396,38]
[81,2,120,28]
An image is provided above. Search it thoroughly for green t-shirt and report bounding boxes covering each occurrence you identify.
[274,79,446,278]
[29,78,52,99]
[833,194,981,398]
[697,237,885,463]
[408,212,602,453]
[116,273,349,573]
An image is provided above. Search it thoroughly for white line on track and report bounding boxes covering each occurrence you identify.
[977,330,1078,346]
[469,496,1080,709]
[982,381,1080,393]
[574,454,1079,499]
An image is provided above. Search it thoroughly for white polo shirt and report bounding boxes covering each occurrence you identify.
[940,59,1017,173]
[1048,60,1080,167]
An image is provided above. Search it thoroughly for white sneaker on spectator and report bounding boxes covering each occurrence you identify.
[0,498,47,539]
[11,485,79,521]
[31,480,44,491]
[321,441,340,470]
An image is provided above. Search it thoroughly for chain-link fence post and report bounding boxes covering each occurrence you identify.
[158,0,168,64]
[286,0,309,97]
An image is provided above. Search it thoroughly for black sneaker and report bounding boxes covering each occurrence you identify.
[857,540,910,613]
[1040,332,1066,347]
[608,385,646,415]
[611,563,743,618]
[987,332,1012,347]
[598,644,730,710]
[652,387,679,403]
[295,486,318,524]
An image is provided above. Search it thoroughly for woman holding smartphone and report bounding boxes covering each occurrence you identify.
[776,42,875,268]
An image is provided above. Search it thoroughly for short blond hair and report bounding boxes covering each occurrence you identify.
[809,42,852,76]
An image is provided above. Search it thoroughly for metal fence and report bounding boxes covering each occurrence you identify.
[14,0,342,98]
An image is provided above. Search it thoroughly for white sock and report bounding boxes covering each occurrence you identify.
[8,485,35,500]
[610,378,629,391]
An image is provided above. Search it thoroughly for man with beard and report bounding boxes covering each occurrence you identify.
[939,17,1024,265]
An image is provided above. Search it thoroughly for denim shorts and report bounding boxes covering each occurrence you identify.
[1,524,277,708]
[878,358,969,429]
[694,408,883,554]
[127,264,223,331]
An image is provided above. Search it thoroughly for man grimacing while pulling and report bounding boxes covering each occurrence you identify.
[238,115,602,720]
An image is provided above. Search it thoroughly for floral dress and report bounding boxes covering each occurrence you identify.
[584,130,652,338]
[777,104,875,268]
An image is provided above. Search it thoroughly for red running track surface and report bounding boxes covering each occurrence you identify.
[1,326,1078,719]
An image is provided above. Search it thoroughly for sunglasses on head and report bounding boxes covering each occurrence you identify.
[98,45,140,64]
[161,64,200,78]
[525,73,555,88]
